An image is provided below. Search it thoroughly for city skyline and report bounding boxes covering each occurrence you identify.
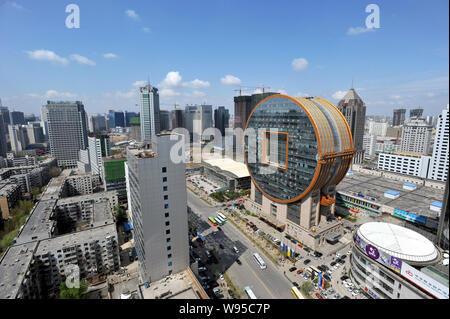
[0,0,448,116]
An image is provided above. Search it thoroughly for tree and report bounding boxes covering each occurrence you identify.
[114,205,127,224]
[31,187,40,201]
[59,281,89,299]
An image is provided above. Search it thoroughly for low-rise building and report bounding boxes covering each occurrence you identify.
[0,181,21,219]
[202,157,251,191]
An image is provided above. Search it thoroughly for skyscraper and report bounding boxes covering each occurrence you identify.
[140,84,161,141]
[337,88,366,163]
[0,112,7,157]
[393,108,406,126]
[159,110,170,131]
[26,122,45,144]
[9,111,25,125]
[126,134,188,282]
[88,114,107,133]
[184,104,213,141]
[400,117,432,155]
[214,106,230,136]
[108,110,125,128]
[428,104,449,181]
[8,125,29,152]
[42,101,88,168]
[89,135,111,182]
[171,109,184,130]
[124,111,139,127]
[234,92,278,131]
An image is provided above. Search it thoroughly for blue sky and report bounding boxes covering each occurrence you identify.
[0,0,448,116]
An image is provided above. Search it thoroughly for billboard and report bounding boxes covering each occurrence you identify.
[393,208,426,225]
[355,234,449,299]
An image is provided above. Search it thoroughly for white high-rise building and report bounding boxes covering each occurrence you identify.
[126,134,188,283]
[88,135,110,182]
[368,121,388,137]
[428,105,449,182]
[400,117,432,155]
[363,134,377,159]
[378,152,431,178]
[140,84,160,141]
[8,124,29,152]
[184,104,213,141]
[42,101,88,168]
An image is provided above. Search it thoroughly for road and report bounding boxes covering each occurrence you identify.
[187,190,294,299]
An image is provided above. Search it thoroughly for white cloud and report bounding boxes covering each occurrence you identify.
[391,95,401,100]
[26,50,68,66]
[132,80,147,88]
[103,53,118,59]
[296,91,310,97]
[115,89,136,99]
[45,90,77,99]
[276,89,288,95]
[125,9,139,20]
[183,79,210,89]
[220,75,241,86]
[70,54,96,66]
[292,58,308,71]
[159,71,183,88]
[191,90,206,97]
[160,88,181,97]
[332,90,347,100]
[347,27,376,35]
[142,27,151,33]
[6,1,23,9]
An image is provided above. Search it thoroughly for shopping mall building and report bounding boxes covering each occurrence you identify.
[350,222,449,299]
[243,94,355,249]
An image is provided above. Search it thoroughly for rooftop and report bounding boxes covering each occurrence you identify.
[357,222,439,263]
[203,157,250,178]
[336,170,445,219]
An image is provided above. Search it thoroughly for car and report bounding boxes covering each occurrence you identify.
[200,276,211,281]
[304,259,311,265]
[300,273,305,279]
[218,273,224,281]
[315,292,324,299]
[347,287,353,293]
[202,284,210,289]
[347,250,352,255]
[340,275,349,281]
[303,247,310,253]
[213,288,223,294]
[292,282,299,287]
[233,246,239,254]
[333,293,340,299]
[352,290,359,296]
[219,244,224,249]
[314,283,319,290]
[198,266,207,272]
[205,250,212,258]
[228,289,235,299]
[217,227,222,231]
[235,259,242,265]
[289,267,297,272]
[338,259,346,264]
[323,274,331,281]
[297,269,303,275]
[330,261,336,267]
[336,253,341,258]
[328,288,335,294]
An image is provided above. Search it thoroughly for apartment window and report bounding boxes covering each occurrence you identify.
[162,167,167,173]
[163,186,168,191]
[166,229,170,235]
[168,254,172,259]
[163,177,167,182]
[167,246,171,251]
[166,238,171,243]
[164,195,169,200]
[165,212,169,218]
[168,262,172,267]
[165,221,170,226]
[164,204,169,209]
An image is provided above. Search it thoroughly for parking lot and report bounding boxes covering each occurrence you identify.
[187,174,222,195]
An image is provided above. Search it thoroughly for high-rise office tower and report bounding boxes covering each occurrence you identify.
[337,88,366,164]
[0,113,7,157]
[9,111,25,125]
[24,114,37,123]
[108,110,125,129]
[234,92,278,131]
[140,84,160,141]
[88,114,107,133]
[42,101,88,168]
[88,135,110,182]
[400,117,432,155]
[126,134,188,282]
[393,108,406,126]
[159,110,170,131]
[8,125,29,152]
[170,109,184,130]
[214,106,230,136]
[26,122,45,144]
[428,104,449,181]
[184,104,213,141]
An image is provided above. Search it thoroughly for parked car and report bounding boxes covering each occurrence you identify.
[297,269,303,275]
[228,289,235,299]
[233,246,239,254]
[315,292,324,299]
[217,227,222,231]
[289,267,297,272]
[235,259,242,265]
[292,282,299,287]
[198,266,207,272]
[304,259,311,265]
[213,288,222,294]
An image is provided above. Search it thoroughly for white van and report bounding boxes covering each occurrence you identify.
[233,246,239,254]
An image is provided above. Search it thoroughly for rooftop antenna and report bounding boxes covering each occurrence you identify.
[351,78,354,89]
[147,74,151,86]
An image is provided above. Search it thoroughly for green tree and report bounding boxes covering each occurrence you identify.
[114,205,127,224]
[31,187,40,201]
[59,281,89,299]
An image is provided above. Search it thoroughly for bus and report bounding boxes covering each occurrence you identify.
[291,286,304,299]
[208,217,217,226]
[252,253,267,269]
[218,213,227,221]
[215,215,226,225]
[244,286,257,299]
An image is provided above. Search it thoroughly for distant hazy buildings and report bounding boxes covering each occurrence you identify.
[171,109,184,130]
[337,88,366,164]
[126,134,189,283]
[0,112,8,157]
[124,111,139,127]
[42,101,88,168]
[159,110,170,131]
[184,104,213,141]
[140,84,161,141]
[26,122,44,144]
[108,110,125,129]
[393,108,406,126]
[9,111,25,125]
[8,125,28,153]
[400,117,432,155]
[89,114,107,133]
[428,105,449,182]
[410,108,424,118]
[368,120,388,137]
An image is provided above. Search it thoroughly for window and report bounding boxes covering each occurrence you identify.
[165,212,169,218]
[164,204,169,209]
[162,167,167,173]
[163,186,168,191]
[166,238,171,243]
[165,221,170,226]
[167,246,171,251]
[166,229,170,235]
[163,177,167,182]
[168,262,172,267]
[164,195,168,200]
[168,254,172,258]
